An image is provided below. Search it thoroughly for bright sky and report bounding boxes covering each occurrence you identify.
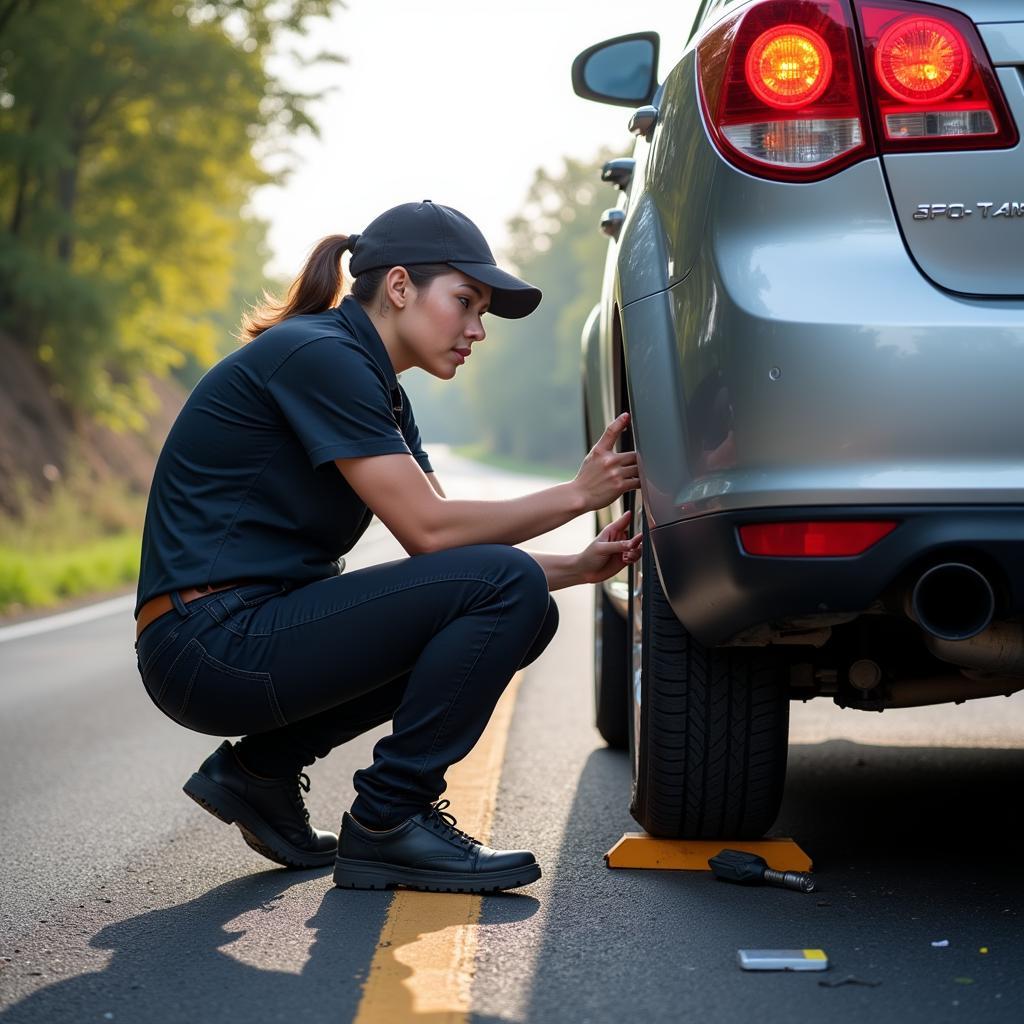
[252,0,700,277]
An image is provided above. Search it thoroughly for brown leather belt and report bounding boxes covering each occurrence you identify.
[135,582,242,640]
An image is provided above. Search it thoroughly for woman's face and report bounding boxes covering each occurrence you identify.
[398,270,491,380]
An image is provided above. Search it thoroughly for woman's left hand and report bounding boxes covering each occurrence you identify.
[575,509,642,585]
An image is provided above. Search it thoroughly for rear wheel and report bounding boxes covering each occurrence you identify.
[628,498,790,838]
[594,584,629,749]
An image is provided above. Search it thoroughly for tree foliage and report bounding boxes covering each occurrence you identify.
[0,0,342,428]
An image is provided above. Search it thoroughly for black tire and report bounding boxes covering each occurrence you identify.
[594,584,629,749]
[628,506,790,838]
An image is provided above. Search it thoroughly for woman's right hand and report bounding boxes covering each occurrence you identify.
[573,412,640,512]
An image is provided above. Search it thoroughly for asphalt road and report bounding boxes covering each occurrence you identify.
[1,447,1022,1023]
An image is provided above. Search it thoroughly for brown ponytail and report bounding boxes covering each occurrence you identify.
[237,233,356,343]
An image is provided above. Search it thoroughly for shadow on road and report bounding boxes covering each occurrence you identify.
[779,738,1024,871]
[4,737,1021,1022]
[1,863,540,1023]
[2,868,369,1023]
[516,738,1024,1023]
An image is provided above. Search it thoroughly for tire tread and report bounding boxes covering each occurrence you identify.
[630,521,789,839]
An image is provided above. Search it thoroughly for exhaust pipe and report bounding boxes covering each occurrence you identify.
[881,673,1023,709]
[926,622,1024,675]
[909,562,995,642]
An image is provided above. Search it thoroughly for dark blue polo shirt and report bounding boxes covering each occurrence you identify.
[135,296,432,617]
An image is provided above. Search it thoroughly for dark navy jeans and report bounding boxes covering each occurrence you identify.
[134,544,557,828]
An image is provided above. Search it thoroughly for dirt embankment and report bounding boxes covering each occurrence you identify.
[0,331,184,518]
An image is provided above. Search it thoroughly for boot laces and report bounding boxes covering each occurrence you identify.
[290,772,312,826]
[428,799,481,848]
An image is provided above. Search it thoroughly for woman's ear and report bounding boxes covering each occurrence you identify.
[383,266,414,311]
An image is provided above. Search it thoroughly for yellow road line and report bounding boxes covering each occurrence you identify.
[353,672,525,1023]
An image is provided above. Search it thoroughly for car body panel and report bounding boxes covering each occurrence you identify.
[620,125,1024,526]
[980,22,1024,63]
[881,65,1024,297]
[629,50,719,304]
[698,1,1024,33]
[951,1,1024,24]
[619,287,691,532]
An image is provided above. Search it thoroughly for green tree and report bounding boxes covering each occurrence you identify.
[177,212,286,390]
[0,0,342,428]
[458,150,619,468]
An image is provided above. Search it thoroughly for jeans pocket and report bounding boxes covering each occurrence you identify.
[137,625,180,677]
[144,637,204,723]
[178,643,288,737]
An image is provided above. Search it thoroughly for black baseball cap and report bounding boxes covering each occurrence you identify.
[347,201,542,319]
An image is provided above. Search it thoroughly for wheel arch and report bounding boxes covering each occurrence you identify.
[581,301,602,452]
[618,287,693,536]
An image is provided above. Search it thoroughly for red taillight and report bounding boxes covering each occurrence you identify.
[739,520,898,557]
[696,0,1017,181]
[746,24,833,108]
[698,0,872,182]
[858,1,1017,150]
[875,15,969,104]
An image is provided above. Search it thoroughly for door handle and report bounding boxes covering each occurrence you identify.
[600,208,626,240]
[628,105,658,136]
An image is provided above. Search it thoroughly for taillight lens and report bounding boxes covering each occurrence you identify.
[857,1,1017,150]
[875,15,969,103]
[746,25,833,108]
[739,520,898,557]
[698,0,872,182]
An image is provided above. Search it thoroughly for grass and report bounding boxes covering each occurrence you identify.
[0,467,145,616]
[453,443,576,481]
[0,532,140,614]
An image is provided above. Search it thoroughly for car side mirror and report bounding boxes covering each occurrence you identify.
[571,32,660,109]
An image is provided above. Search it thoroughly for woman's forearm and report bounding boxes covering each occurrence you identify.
[336,414,637,556]
[422,483,587,552]
[524,551,584,591]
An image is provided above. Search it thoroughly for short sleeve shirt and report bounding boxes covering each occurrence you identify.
[135,296,432,617]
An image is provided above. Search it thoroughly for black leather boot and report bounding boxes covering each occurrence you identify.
[333,799,540,893]
[183,741,337,869]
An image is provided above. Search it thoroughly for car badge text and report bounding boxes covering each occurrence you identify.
[913,202,1024,220]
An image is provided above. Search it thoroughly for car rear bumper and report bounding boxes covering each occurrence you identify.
[650,504,1024,646]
